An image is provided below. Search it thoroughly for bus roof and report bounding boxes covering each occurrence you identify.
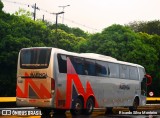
[51,47,144,68]
[21,47,144,68]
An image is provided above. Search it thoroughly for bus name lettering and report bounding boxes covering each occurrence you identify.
[30,72,47,78]
[119,84,130,90]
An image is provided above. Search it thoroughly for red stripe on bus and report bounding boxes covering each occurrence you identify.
[16,85,28,98]
[65,57,99,109]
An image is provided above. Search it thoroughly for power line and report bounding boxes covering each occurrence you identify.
[1,0,99,32]
[60,16,98,31]
[2,0,29,6]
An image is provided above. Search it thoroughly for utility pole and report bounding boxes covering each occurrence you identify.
[51,12,64,47]
[58,5,70,24]
[42,15,44,22]
[32,3,40,21]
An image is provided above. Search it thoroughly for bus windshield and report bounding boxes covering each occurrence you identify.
[20,48,51,69]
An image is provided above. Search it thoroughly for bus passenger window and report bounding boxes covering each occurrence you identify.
[96,61,108,77]
[70,56,84,75]
[84,59,96,76]
[139,67,146,81]
[129,66,138,80]
[57,54,67,73]
[108,63,119,78]
[119,65,129,79]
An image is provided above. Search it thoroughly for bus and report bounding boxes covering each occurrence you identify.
[16,47,152,116]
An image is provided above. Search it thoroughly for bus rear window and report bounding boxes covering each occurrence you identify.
[20,48,51,69]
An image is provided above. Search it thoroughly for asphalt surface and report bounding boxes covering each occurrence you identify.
[0,105,160,118]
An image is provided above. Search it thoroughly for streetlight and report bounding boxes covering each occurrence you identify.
[51,11,64,47]
[58,5,70,24]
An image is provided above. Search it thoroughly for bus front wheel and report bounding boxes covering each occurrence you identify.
[70,97,83,115]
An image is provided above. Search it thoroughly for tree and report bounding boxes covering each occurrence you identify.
[14,8,32,19]
[71,27,88,38]
[128,20,160,35]
[55,29,87,51]
[48,23,89,39]
[0,0,4,12]
[136,32,160,96]
[87,24,140,60]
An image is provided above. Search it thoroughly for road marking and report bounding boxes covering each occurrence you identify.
[0,107,35,110]
[0,97,16,102]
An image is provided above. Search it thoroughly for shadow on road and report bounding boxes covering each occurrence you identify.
[41,114,135,118]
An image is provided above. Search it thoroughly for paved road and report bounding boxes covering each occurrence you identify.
[0,105,160,118]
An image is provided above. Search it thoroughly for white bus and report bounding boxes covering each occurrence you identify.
[16,47,151,116]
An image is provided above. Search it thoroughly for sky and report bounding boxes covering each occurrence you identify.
[1,0,160,33]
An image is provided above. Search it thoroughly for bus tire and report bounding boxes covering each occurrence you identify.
[84,98,94,115]
[129,97,139,112]
[70,97,83,115]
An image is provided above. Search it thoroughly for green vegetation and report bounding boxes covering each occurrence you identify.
[0,0,160,96]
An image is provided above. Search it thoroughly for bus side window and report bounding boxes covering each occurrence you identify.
[70,56,84,75]
[138,67,145,81]
[119,65,129,79]
[96,61,108,77]
[84,59,96,76]
[129,66,138,80]
[57,54,67,73]
[108,63,119,78]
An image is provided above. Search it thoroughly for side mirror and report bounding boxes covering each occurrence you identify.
[145,74,152,86]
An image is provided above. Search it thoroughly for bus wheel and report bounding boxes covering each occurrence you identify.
[70,97,83,115]
[105,107,113,114]
[84,98,94,115]
[129,97,139,112]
